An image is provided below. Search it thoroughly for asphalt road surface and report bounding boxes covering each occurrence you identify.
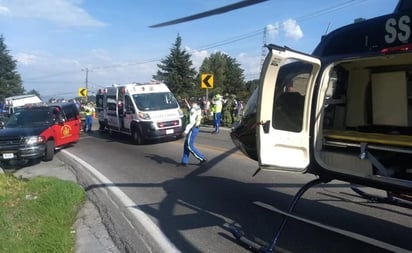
[9,125,412,252]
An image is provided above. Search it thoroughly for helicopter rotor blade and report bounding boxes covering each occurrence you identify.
[149,0,269,28]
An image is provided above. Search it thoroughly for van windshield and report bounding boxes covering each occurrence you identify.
[133,92,179,111]
[5,109,53,128]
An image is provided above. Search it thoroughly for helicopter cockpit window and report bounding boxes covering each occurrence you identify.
[272,61,312,132]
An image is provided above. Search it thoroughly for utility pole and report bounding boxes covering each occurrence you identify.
[260,26,267,69]
[82,68,89,102]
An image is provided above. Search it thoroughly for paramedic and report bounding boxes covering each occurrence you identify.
[211,94,223,134]
[180,98,207,166]
[84,104,93,132]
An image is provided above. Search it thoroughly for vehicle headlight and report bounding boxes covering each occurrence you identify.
[23,136,45,145]
[138,112,151,120]
[178,109,184,117]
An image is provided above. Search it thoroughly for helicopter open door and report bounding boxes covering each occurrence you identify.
[257,46,321,172]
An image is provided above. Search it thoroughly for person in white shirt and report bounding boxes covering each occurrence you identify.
[180,98,207,166]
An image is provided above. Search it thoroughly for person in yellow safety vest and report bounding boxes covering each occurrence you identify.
[211,94,222,134]
[84,104,93,132]
[180,98,207,166]
[79,104,87,132]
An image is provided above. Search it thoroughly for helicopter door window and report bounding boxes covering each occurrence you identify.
[272,71,310,132]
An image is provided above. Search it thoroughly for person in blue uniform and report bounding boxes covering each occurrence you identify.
[181,98,207,166]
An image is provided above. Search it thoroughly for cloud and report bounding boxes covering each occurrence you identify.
[266,23,279,40]
[91,49,111,61]
[282,19,303,40]
[186,46,209,70]
[15,53,38,66]
[0,0,106,27]
[237,53,261,80]
[0,5,10,15]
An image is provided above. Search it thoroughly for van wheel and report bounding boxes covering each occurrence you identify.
[132,129,144,145]
[43,140,55,161]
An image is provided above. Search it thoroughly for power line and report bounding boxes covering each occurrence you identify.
[294,0,370,22]
[23,0,371,85]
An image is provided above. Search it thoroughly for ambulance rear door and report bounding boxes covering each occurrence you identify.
[105,87,120,130]
[123,95,135,130]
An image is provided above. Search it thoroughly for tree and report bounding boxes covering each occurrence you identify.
[245,79,259,93]
[153,34,197,99]
[0,35,24,101]
[198,51,245,97]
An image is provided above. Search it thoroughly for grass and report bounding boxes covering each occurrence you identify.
[0,173,86,253]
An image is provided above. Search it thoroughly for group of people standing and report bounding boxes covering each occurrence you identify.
[209,93,243,133]
[179,93,244,167]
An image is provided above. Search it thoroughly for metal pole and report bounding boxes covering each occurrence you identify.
[85,68,89,102]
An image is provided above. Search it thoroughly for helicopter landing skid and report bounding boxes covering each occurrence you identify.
[229,177,324,252]
[350,185,412,209]
[229,178,409,253]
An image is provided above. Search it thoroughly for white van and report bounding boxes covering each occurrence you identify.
[4,94,43,116]
[96,81,185,144]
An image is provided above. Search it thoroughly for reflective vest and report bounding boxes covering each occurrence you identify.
[212,96,222,113]
[84,106,92,116]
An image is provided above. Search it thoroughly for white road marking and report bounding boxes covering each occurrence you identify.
[62,150,180,253]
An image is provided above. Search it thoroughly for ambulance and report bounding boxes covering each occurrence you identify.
[4,94,42,116]
[96,81,185,144]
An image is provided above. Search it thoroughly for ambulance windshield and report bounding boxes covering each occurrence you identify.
[133,92,179,111]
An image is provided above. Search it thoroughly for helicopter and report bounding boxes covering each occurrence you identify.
[151,1,412,252]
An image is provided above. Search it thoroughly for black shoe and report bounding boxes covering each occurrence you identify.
[199,159,207,165]
[180,163,188,167]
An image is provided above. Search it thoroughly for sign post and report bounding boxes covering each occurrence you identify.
[201,74,214,102]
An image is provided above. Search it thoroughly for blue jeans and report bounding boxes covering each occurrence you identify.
[181,127,206,164]
[214,112,221,132]
[85,115,93,132]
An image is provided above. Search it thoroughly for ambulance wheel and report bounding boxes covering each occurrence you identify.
[43,140,55,161]
[132,129,144,145]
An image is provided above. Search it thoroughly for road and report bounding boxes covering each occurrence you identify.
[58,126,411,253]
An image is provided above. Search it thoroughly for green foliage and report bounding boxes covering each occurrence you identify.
[153,34,198,99]
[154,34,255,102]
[0,35,25,101]
[0,174,85,253]
[245,79,259,91]
[199,51,245,97]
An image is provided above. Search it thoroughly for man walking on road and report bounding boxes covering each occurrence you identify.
[181,98,207,166]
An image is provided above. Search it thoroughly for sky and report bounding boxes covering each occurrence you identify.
[0,0,400,100]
